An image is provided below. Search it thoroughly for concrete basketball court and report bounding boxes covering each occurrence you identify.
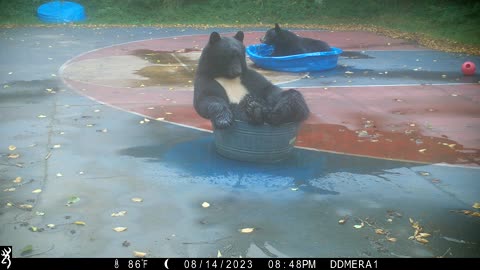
[1,26,479,258]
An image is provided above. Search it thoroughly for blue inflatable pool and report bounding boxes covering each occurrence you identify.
[37,1,86,23]
[246,44,343,72]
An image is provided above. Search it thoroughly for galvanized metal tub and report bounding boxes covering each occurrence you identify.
[213,120,300,163]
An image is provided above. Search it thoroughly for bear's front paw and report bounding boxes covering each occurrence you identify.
[212,109,233,129]
[244,95,266,125]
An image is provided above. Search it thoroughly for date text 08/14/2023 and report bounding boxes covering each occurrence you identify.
[183,259,316,269]
[181,259,378,269]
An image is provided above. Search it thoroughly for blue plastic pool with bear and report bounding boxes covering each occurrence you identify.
[247,44,343,72]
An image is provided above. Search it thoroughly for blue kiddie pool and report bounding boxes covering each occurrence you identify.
[247,44,343,72]
[37,1,86,23]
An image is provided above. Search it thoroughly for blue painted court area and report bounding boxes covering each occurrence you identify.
[0,26,479,258]
[281,50,480,88]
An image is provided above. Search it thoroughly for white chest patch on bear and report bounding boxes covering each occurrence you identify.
[214,77,248,104]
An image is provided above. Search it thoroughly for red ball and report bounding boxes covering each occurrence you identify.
[462,61,476,76]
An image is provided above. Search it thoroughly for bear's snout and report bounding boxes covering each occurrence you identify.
[226,67,242,78]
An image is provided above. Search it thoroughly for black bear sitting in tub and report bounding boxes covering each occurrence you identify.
[261,23,331,56]
[194,31,310,129]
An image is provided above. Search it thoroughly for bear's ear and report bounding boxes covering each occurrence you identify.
[234,31,244,42]
[275,23,281,32]
[209,32,221,44]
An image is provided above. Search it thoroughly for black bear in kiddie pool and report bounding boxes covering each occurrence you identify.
[193,31,310,129]
[261,23,331,56]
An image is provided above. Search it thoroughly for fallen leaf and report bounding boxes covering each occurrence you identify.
[165,112,173,115]
[111,211,127,217]
[8,145,16,151]
[19,204,33,209]
[56,173,63,177]
[66,196,80,206]
[13,177,22,183]
[73,221,86,226]
[30,226,38,232]
[240,228,255,233]
[387,237,397,242]
[53,144,61,149]
[38,114,47,118]
[6,202,13,207]
[357,130,369,138]
[415,237,429,244]
[419,172,430,176]
[217,250,222,258]
[47,224,56,228]
[338,219,346,224]
[20,245,33,256]
[201,202,210,208]
[131,197,143,203]
[375,229,386,235]
[353,222,364,229]
[473,202,480,209]
[4,187,16,192]
[144,118,150,122]
[418,149,427,153]
[418,233,431,238]
[113,227,128,232]
[32,189,42,194]
[8,153,20,159]
[35,211,45,216]
[133,251,147,258]
[461,210,480,217]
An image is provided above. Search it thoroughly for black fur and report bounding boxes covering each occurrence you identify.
[261,23,331,56]
[194,31,310,129]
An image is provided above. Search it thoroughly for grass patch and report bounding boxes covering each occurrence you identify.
[1,0,479,52]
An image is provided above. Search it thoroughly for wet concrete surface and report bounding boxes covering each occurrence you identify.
[0,26,479,258]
